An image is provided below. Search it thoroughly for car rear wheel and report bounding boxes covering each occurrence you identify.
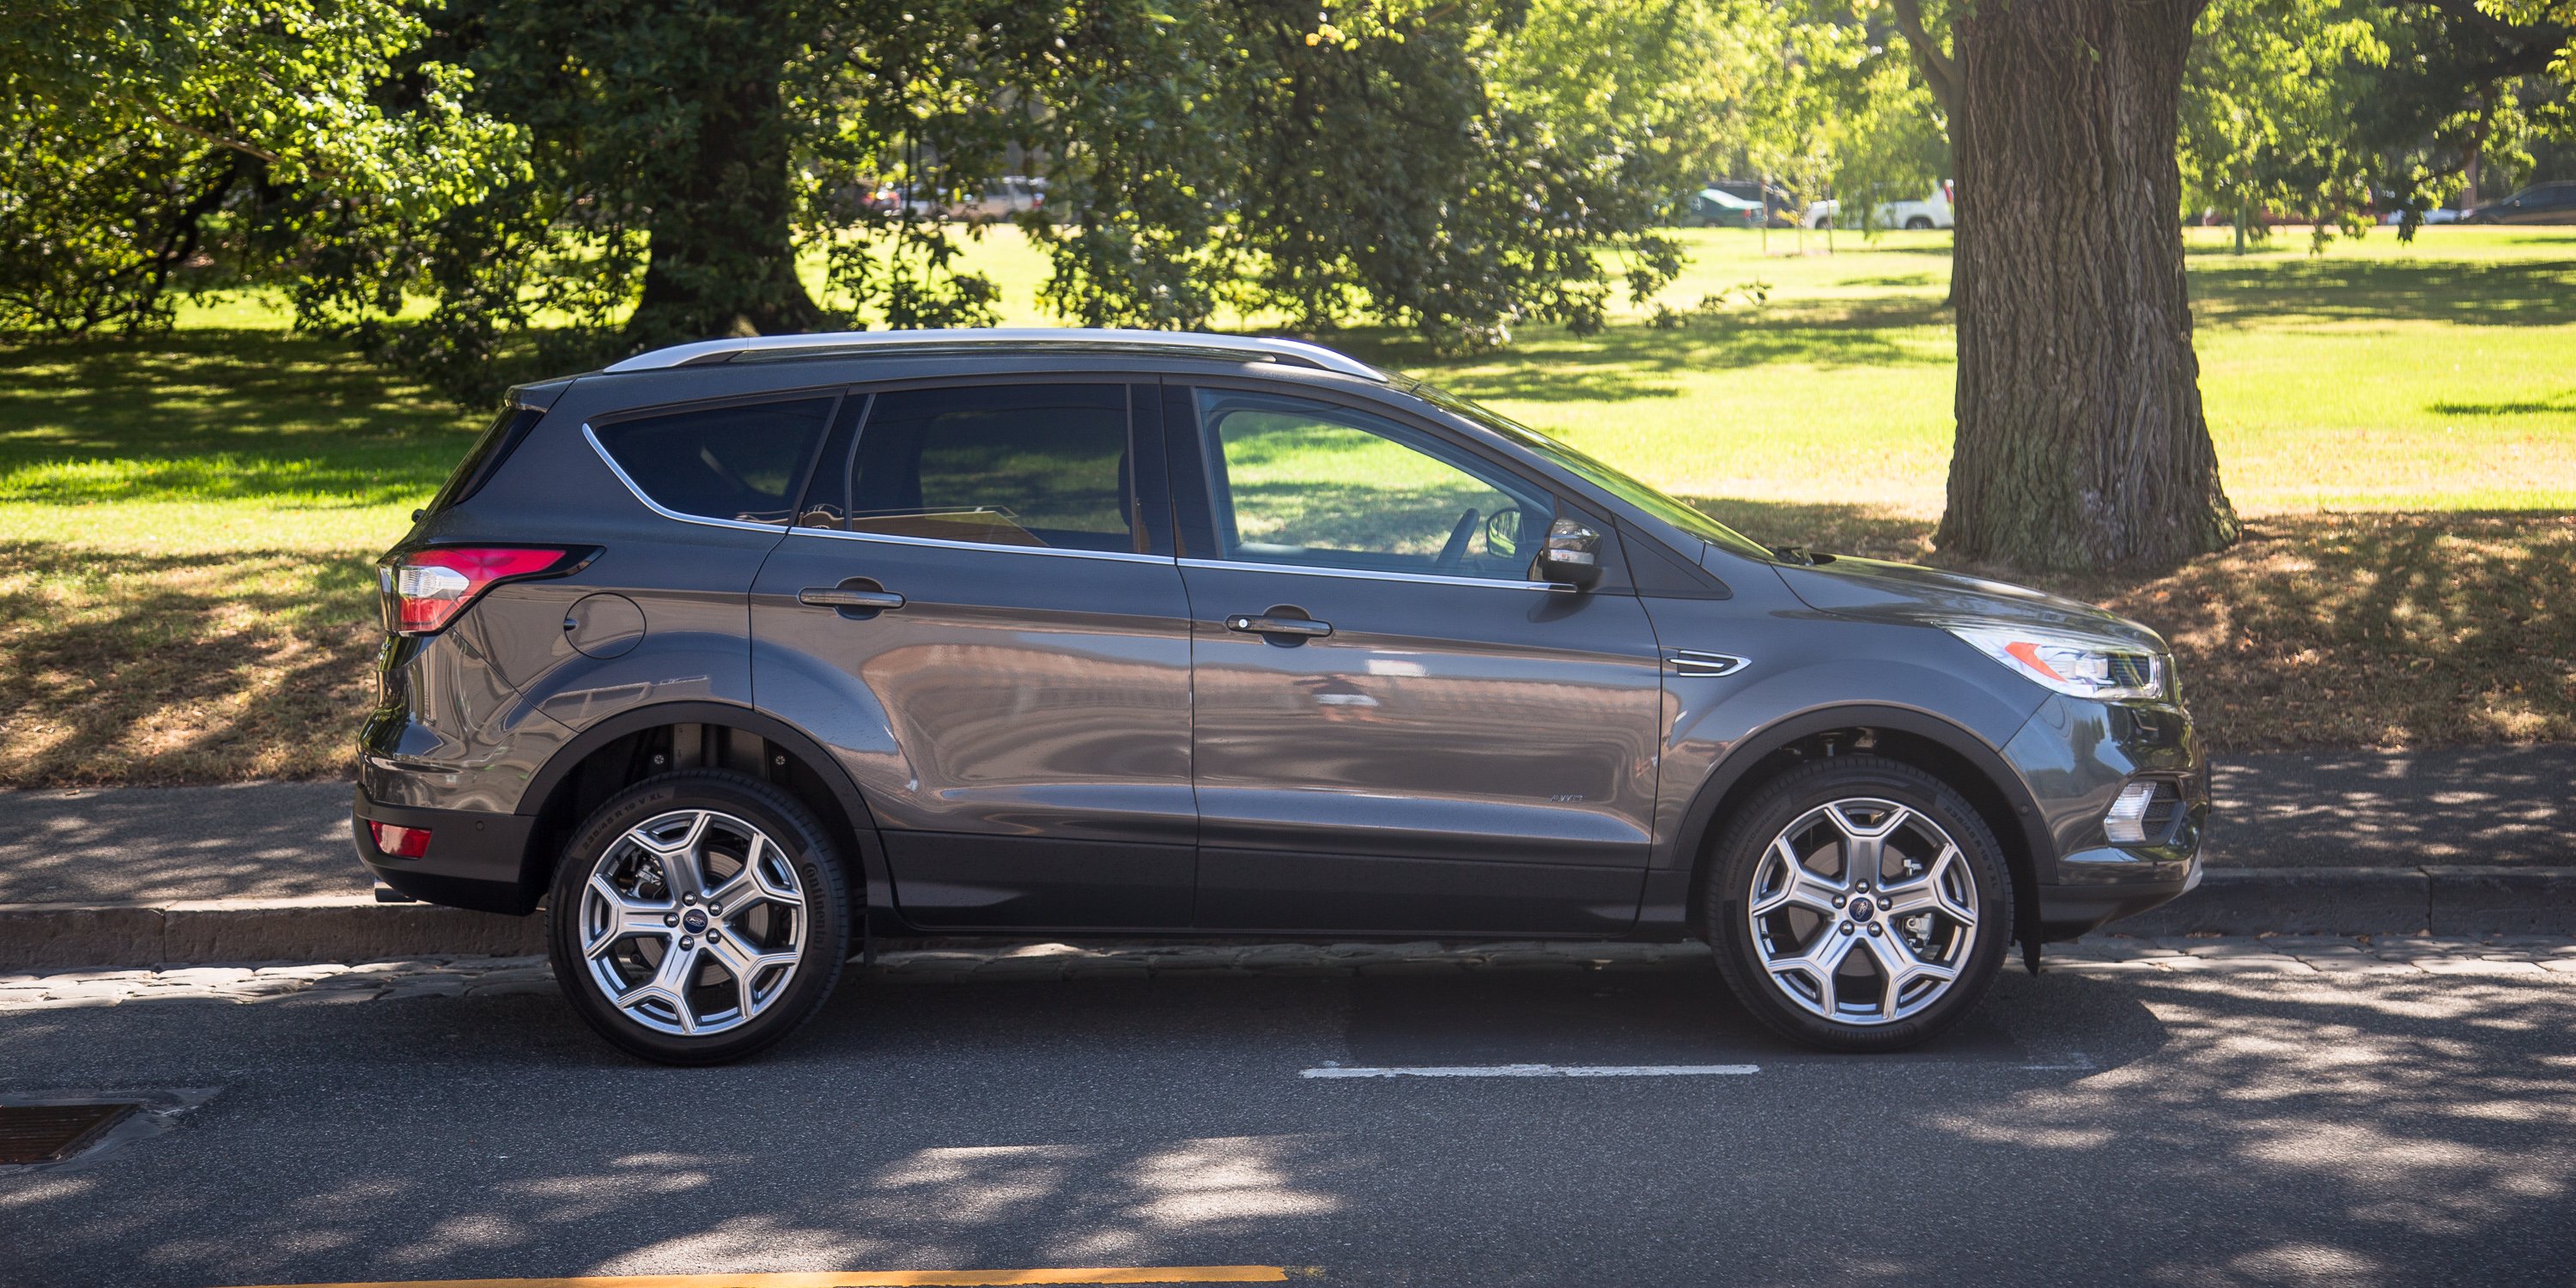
[1905,216,1934,230]
[547,770,851,1065]
[1705,756,2010,1052]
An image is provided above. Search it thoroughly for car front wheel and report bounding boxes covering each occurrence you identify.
[1706,756,2011,1052]
[547,770,851,1065]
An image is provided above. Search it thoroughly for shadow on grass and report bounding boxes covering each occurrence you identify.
[2424,388,2576,416]
[0,539,377,787]
[0,330,479,505]
[2189,256,2576,327]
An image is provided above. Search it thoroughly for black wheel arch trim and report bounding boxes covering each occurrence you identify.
[1674,703,2050,947]
[515,700,890,922]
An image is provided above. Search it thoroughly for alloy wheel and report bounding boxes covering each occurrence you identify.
[1745,797,1980,1025]
[576,809,808,1036]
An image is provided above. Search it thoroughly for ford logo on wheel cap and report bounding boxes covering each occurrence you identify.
[681,908,709,934]
[1849,897,1875,921]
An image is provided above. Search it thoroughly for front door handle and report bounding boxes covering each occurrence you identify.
[1225,613,1332,638]
[799,586,906,611]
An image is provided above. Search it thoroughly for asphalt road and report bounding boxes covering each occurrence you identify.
[5,952,2575,1288]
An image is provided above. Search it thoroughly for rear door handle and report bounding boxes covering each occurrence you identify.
[1225,614,1331,638]
[799,586,906,611]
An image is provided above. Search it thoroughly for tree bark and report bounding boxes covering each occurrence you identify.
[626,36,820,345]
[1936,0,2239,574]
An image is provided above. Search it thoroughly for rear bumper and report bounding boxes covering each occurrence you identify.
[351,787,538,915]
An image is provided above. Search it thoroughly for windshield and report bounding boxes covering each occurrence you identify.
[1404,380,1776,561]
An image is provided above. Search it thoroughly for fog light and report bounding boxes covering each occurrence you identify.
[369,821,433,859]
[2104,781,2159,845]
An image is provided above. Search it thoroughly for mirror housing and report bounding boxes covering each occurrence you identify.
[1534,517,1602,590]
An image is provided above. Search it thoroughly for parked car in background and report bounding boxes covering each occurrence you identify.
[2464,181,2576,224]
[353,327,2205,1065]
[1683,186,1768,229]
[904,176,1048,220]
[1703,179,1798,228]
[1807,181,1955,231]
[2379,207,2464,226]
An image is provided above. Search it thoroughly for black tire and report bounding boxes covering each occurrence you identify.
[1704,756,2012,1053]
[546,769,852,1065]
[1905,216,1934,231]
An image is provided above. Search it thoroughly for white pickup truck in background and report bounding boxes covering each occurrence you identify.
[1806,179,1955,230]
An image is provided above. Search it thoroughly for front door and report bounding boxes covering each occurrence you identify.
[1169,386,1666,935]
[751,380,1197,931]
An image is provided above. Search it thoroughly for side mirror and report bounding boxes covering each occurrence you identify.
[1534,517,1602,590]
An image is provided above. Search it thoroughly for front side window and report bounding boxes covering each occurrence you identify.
[593,396,835,525]
[840,383,1136,553]
[1194,389,1551,580]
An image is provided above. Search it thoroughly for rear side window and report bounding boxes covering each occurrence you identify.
[835,384,1136,553]
[593,397,836,525]
[426,404,544,515]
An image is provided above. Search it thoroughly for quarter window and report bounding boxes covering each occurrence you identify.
[592,397,835,525]
[1194,389,1552,580]
[838,384,1137,553]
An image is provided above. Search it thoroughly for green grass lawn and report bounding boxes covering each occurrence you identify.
[2,225,2571,785]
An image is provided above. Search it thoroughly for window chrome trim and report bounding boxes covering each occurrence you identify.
[1178,556,1574,593]
[779,524,1178,566]
[581,423,793,536]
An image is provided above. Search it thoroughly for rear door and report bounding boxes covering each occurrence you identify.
[750,379,1198,931]
[1168,384,1666,936]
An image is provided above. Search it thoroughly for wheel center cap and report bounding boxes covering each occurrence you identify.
[681,908,709,934]
[1849,897,1876,922]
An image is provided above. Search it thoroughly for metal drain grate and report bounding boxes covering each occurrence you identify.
[0,1103,140,1164]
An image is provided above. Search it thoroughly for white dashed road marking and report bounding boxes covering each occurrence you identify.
[1300,1062,1760,1079]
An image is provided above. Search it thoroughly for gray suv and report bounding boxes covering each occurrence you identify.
[354,329,2204,1064]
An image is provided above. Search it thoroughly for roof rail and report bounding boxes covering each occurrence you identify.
[599,328,1389,382]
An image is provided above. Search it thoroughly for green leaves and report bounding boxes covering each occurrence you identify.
[0,0,524,333]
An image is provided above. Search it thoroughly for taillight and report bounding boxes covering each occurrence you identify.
[380,546,585,635]
[369,820,433,859]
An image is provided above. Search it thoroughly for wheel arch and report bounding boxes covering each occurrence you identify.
[515,701,888,927]
[1675,705,2047,952]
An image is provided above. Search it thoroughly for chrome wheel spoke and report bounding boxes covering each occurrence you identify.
[1750,838,1847,917]
[617,939,705,1034]
[706,835,800,919]
[703,932,799,1020]
[1879,845,1976,927]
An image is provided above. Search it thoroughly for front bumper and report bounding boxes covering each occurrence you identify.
[351,786,538,914]
[2008,695,2210,941]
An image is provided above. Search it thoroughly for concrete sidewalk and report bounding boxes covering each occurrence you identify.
[2,744,2567,967]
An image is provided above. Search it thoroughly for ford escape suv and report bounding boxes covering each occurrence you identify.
[354,328,2204,1065]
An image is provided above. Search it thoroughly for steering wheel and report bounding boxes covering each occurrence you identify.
[1435,507,1481,571]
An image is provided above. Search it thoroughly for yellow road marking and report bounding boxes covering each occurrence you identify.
[220,1267,1297,1288]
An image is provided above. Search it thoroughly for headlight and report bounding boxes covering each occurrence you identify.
[1943,623,2170,702]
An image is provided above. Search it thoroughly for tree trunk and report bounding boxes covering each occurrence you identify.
[1935,0,2239,574]
[626,37,820,346]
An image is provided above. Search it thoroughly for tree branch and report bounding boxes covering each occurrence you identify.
[1888,0,1959,118]
[144,110,283,167]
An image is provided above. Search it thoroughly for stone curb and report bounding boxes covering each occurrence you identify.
[2112,866,2576,938]
[5,864,2575,969]
[0,896,546,970]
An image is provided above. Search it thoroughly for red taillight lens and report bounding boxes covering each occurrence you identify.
[382,546,574,635]
[369,821,433,859]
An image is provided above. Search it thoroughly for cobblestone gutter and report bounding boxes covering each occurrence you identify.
[7,935,2576,1012]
